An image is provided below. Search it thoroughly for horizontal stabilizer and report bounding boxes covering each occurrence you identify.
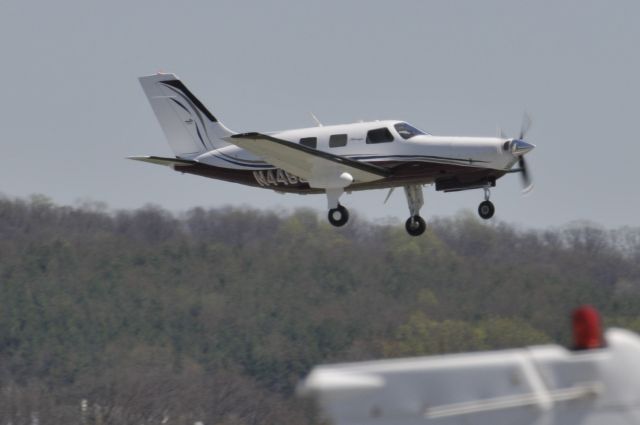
[127,156,197,167]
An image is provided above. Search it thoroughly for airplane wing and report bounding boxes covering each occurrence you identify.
[227,133,390,184]
[128,156,197,167]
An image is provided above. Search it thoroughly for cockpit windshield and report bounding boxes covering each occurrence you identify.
[394,122,427,139]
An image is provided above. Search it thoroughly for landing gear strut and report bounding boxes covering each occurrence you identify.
[328,204,349,227]
[404,185,426,236]
[478,187,495,220]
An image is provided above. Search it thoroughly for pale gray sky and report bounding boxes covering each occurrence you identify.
[1,0,638,228]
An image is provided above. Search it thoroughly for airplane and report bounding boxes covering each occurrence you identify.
[131,73,535,236]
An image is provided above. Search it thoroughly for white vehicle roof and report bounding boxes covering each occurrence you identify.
[299,328,640,425]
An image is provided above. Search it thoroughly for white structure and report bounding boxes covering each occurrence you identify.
[299,328,640,425]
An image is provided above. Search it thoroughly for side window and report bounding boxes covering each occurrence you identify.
[299,137,317,149]
[366,127,394,144]
[329,134,348,148]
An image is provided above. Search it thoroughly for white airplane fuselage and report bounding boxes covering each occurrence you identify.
[193,120,519,194]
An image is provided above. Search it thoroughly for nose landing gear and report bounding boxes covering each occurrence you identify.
[405,215,426,236]
[403,185,426,236]
[478,187,495,220]
[328,204,349,227]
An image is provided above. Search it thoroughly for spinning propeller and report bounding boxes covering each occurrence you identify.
[504,113,535,194]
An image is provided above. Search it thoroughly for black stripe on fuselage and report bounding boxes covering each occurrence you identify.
[206,151,487,170]
[226,133,488,170]
[349,154,490,165]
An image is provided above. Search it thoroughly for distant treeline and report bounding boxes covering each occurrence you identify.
[1,196,640,424]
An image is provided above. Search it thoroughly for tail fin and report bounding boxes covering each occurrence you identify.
[139,73,234,158]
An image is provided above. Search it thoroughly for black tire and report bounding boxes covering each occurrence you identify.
[328,205,349,227]
[478,200,495,219]
[405,215,426,236]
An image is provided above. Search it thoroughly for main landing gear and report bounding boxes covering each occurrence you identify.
[323,184,495,234]
[404,185,426,237]
[326,187,350,227]
[478,187,495,220]
[325,184,428,236]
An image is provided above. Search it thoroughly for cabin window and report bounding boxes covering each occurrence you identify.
[300,137,317,149]
[329,134,348,148]
[366,127,394,144]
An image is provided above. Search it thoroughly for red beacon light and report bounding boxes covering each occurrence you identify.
[572,305,605,350]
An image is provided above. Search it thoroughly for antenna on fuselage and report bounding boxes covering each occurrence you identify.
[383,188,395,204]
[309,112,323,127]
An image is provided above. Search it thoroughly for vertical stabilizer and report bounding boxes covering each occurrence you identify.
[139,73,234,158]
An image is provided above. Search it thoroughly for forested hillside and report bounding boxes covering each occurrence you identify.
[1,196,640,424]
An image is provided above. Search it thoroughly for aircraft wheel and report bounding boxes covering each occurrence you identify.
[478,200,495,220]
[405,215,426,236]
[328,205,349,227]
